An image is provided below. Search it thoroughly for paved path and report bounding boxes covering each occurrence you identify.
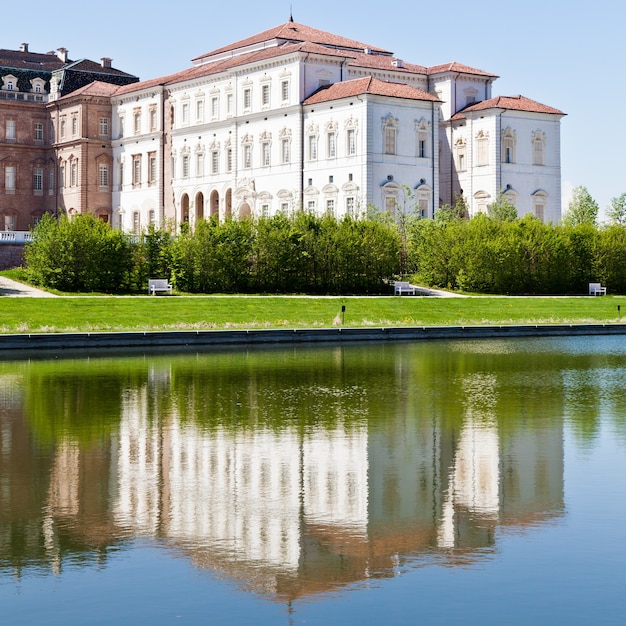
[0,276,57,297]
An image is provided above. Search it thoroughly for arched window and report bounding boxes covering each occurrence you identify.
[474,190,491,215]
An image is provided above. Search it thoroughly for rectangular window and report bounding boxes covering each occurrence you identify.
[148,152,157,185]
[533,140,545,166]
[132,212,140,235]
[327,132,336,158]
[261,204,269,217]
[182,155,190,178]
[134,111,141,134]
[309,136,317,160]
[326,199,335,215]
[226,148,232,172]
[262,142,270,167]
[244,144,252,168]
[196,100,204,122]
[49,169,54,195]
[226,93,233,115]
[196,153,204,177]
[280,202,289,214]
[243,88,251,110]
[346,197,355,216]
[282,139,290,164]
[98,164,109,188]
[211,97,218,119]
[281,80,289,103]
[419,138,427,158]
[347,129,356,156]
[71,161,78,187]
[5,166,16,192]
[119,162,124,187]
[72,116,78,136]
[308,200,316,211]
[534,204,545,221]
[60,165,65,189]
[385,127,396,155]
[118,117,124,138]
[60,119,66,138]
[457,149,466,171]
[477,138,488,166]
[99,117,109,137]
[181,102,189,125]
[261,84,270,107]
[418,198,428,218]
[132,155,141,186]
[149,107,157,131]
[34,123,44,142]
[33,167,43,192]
[211,151,219,175]
[6,120,16,141]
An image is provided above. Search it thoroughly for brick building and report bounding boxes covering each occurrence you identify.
[0,44,137,230]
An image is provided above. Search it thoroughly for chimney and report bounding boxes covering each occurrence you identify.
[20,43,29,53]
[101,57,112,69]
[56,47,68,63]
[391,58,404,68]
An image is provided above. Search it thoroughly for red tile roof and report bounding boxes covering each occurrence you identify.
[55,80,122,100]
[427,61,498,78]
[304,76,440,105]
[193,21,392,63]
[452,94,565,118]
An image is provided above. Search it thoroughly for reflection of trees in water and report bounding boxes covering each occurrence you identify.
[3,336,620,594]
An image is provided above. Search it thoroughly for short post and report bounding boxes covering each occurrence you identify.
[618,305,621,317]
[341,305,346,325]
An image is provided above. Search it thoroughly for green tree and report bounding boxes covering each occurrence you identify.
[562,185,599,226]
[435,193,469,222]
[606,192,626,225]
[487,192,518,222]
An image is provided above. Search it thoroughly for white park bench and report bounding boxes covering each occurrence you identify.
[588,282,607,296]
[394,281,417,296]
[148,278,173,295]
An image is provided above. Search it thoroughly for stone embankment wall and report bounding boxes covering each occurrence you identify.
[1,324,626,355]
[0,245,25,270]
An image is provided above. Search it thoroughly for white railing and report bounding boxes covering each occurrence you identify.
[0,91,47,103]
[0,231,34,243]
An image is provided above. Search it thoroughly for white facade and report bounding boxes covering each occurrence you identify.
[109,22,563,231]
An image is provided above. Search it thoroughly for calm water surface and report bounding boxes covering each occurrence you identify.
[1,336,626,625]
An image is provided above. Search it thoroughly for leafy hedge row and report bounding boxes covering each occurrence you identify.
[25,213,401,294]
[24,211,626,295]
[409,214,626,294]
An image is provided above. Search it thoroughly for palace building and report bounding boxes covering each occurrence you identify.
[0,21,564,233]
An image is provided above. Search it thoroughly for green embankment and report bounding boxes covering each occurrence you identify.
[0,295,623,334]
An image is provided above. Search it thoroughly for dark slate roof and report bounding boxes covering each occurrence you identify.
[0,48,67,72]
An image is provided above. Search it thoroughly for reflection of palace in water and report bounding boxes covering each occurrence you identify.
[0,352,564,599]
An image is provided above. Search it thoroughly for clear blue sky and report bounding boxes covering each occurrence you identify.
[8,0,620,219]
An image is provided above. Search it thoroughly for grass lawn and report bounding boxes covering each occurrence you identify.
[0,294,625,334]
